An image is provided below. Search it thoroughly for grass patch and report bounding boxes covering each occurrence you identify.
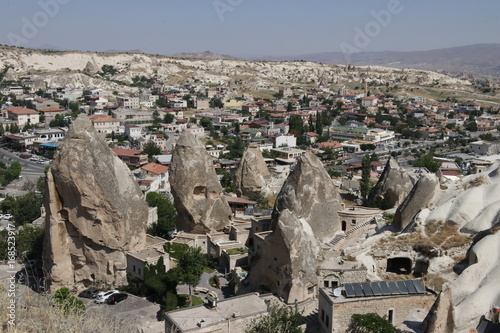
[178,294,204,307]
[164,242,190,260]
[226,247,247,255]
[203,266,215,274]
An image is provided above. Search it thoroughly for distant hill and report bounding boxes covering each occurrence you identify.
[104,49,144,54]
[171,50,241,60]
[263,44,500,77]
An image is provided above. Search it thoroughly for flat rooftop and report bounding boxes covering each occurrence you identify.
[166,293,267,331]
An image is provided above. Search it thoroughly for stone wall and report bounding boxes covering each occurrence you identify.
[318,289,435,333]
[318,267,367,289]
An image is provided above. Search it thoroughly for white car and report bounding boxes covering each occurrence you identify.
[0,214,4,220]
[3,214,13,220]
[94,290,119,304]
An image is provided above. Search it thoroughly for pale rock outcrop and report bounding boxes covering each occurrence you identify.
[423,231,500,332]
[234,144,271,198]
[43,115,148,290]
[271,152,343,244]
[393,174,440,231]
[250,153,342,303]
[396,163,500,233]
[83,58,100,74]
[170,130,231,234]
[368,157,415,208]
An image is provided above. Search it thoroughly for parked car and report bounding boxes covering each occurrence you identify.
[94,290,119,304]
[106,293,128,305]
[3,213,13,220]
[79,288,100,299]
[0,214,4,220]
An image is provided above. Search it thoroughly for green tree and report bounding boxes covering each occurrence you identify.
[209,97,224,108]
[246,304,304,333]
[347,313,396,333]
[146,192,177,238]
[143,141,162,159]
[51,287,86,316]
[176,247,206,306]
[360,154,372,201]
[414,153,442,173]
[164,113,175,124]
[200,118,213,130]
[1,192,43,227]
[15,224,45,260]
[316,113,323,135]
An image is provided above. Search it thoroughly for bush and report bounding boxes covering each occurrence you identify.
[347,313,396,333]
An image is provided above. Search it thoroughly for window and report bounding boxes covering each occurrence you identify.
[133,265,136,272]
[325,314,329,328]
[324,281,329,288]
[307,286,314,294]
[352,219,356,225]
[388,309,394,323]
[321,309,325,322]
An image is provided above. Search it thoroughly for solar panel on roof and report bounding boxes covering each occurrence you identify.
[353,283,365,297]
[413,280,426,294]
[361,282,374,296]
[344,284,356,297]
[379,281,391,295]
[396,281,409,294]
[405,280,417,294]
[387,281,400,295]
[370,282,383,296]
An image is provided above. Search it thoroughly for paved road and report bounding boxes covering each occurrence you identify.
[0,147,48,197]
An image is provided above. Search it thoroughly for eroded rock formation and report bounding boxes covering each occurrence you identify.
[43,115,148,290]
[393,174,440,231]
[234,144,271,198]
[368,157,415,208]
[250,152,342,303]
[170,130,231,233]
[271,152,342,243]
[423,231,500,332]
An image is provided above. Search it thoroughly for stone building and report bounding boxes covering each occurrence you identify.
[318,279,435,332]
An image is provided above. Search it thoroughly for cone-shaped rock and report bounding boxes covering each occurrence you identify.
[271,152,342,243]
[368,156,415,208]
[250,152,342,303]
[83,58,100,74]
[43,115,148,290]
[393,174,440,231]
[170,130,231,233]
[235,144,271,197]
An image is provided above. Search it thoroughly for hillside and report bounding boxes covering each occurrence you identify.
[0,46,473,95]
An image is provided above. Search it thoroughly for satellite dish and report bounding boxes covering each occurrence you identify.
[333,288,342,297]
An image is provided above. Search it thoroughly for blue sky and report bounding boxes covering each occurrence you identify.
[1,0,498,57]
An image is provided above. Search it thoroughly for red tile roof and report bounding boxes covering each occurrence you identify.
[141,162,168,175]
[113,148,144,158]
[6,107,38,115]
[39,107,64,112]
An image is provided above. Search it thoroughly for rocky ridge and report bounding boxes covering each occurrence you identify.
[0,46,472,90]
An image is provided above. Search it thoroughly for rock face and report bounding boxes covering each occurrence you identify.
[395,163,500,233]
[393,174,440,231]
[423,231,500,332]
[234,144,271,198]
[368,157,415,208]
[43,115,148,290]
[271,152,343,243]
[250,153,342,303]
[83,59,100,74]
[170,130,231,233]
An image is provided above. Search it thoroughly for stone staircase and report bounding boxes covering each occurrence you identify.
[346,217,376,236]
[327,233,346,248]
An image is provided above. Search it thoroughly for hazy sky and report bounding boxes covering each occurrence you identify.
[1,0,499,57]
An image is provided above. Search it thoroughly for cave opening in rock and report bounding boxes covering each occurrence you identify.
[386,257,412,275]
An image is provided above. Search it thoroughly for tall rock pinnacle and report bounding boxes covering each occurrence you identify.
[170,130,231,233]
[234,144,272,198]
[43,115,148,290]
